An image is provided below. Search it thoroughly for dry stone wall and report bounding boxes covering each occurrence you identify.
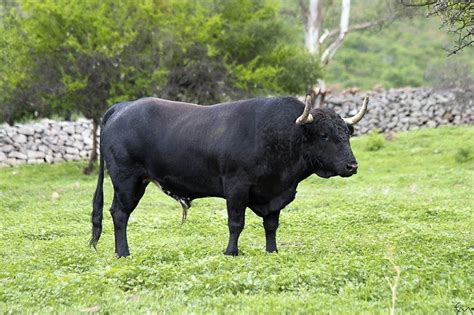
[0,119,98,167]
[325,86,473,135]
[0,86,473,167]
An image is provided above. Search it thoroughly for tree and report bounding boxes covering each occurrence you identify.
[0,0,322,173]
[298,0,409,104]
[0,2,40,125]
[400,0,473,55]
[14,0,154,173]
[158,0,321,103]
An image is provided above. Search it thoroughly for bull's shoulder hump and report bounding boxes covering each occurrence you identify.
[126,97,201,112]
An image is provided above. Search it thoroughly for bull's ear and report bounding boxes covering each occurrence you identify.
[347,124,355,136]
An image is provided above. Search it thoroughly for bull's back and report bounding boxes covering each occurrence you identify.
[101,98,253,197]
[100,96,303,198]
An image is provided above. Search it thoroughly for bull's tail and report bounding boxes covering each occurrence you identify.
[89,134,105,249]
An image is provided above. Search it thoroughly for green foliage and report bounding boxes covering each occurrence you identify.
[326,17,474,90]
[365,129,385,151]
[454,148,472,164]
[0,0,320,124]
[0,3,39,124]
[402,0,473,55]
[0,126,473,313]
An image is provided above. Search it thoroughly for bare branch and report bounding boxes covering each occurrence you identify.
[320,14,401,45]
[400,0,473,54]
[319,29,330,44]
[399,0,437,7]
[320,0,350,65]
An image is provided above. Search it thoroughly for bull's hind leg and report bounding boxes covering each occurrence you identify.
[110,176,148,257]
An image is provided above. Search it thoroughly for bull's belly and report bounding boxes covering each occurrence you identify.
[248,185,297,217]
[148,173,224,200]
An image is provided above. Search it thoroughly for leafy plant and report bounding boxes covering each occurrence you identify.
[454,148,472,163]
[365,129,386,151]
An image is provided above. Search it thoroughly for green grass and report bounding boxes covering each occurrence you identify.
[1,126,473,314]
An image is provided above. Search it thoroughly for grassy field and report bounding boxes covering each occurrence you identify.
[0,126,473,314]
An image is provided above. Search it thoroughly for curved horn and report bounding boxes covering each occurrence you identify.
[344,96,369,125]
[296,88,319,125]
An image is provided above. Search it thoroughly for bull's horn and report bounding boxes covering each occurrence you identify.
[344,96,369,125]
[296,88,319,125]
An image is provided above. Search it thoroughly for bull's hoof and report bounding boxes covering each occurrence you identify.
[224,249,239,256]
[115,252,130,258]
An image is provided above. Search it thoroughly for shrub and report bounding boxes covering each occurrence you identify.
[365,129,385,151]
[454,148,472,163]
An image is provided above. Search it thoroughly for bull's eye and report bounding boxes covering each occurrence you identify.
[320,133,329,140]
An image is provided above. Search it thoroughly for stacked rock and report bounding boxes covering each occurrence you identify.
[1,86,473,167]
[325,87,473,135]
[0,119,98,167]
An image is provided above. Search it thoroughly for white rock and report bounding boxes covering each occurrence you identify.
[27,150,45,159]
[8,151,27,160]
[13,134,27,144]
[19,126,35,136]
[0,151,6,162]
[26,143,37,151]
[6,128,18,137]
[73,141,84,150]
[64,154,80,161]
[6,158,22,166]
[49,145,60,153]
[75,125,85,133]
[45,155,54,163]
[27,159,44,164]
[63,125,75,135]
[51,191,60,201]
[1,144,14,153]
[66,147,79,155]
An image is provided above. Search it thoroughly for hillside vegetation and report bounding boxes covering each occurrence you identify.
[0,126,473,313]
[326,17,474,90]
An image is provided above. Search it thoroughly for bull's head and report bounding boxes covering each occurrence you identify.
[296,89,368,178]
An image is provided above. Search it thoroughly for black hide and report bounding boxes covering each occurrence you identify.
[90,96,358,257]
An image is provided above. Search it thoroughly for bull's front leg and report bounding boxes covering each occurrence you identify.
[224,190,248,256]
[263,210,280,253]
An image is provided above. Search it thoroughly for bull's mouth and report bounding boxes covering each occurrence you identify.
[315,169,357,178]
[314,169,337,178]
[339,171,356,178]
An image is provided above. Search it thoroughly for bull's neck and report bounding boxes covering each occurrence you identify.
[285,128,316,184]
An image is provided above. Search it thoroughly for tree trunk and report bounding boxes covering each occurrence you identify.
[317,78,327,108]
[7,116,15,127]
[304,0,323,54]
[83,118,99,175]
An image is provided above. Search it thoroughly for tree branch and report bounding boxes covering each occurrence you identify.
[399,0,437,7]
[320,15,400,45]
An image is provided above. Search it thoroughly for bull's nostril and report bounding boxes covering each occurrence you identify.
[346,163,358,172]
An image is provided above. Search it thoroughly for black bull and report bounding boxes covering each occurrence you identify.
[89,95,368,257]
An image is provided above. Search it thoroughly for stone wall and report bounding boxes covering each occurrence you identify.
[0,86,473,167]
[324,86,473,135]
[0,119,98,167]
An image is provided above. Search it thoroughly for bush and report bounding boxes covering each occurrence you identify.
[454,148,472,163]
[365,129,385,151]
